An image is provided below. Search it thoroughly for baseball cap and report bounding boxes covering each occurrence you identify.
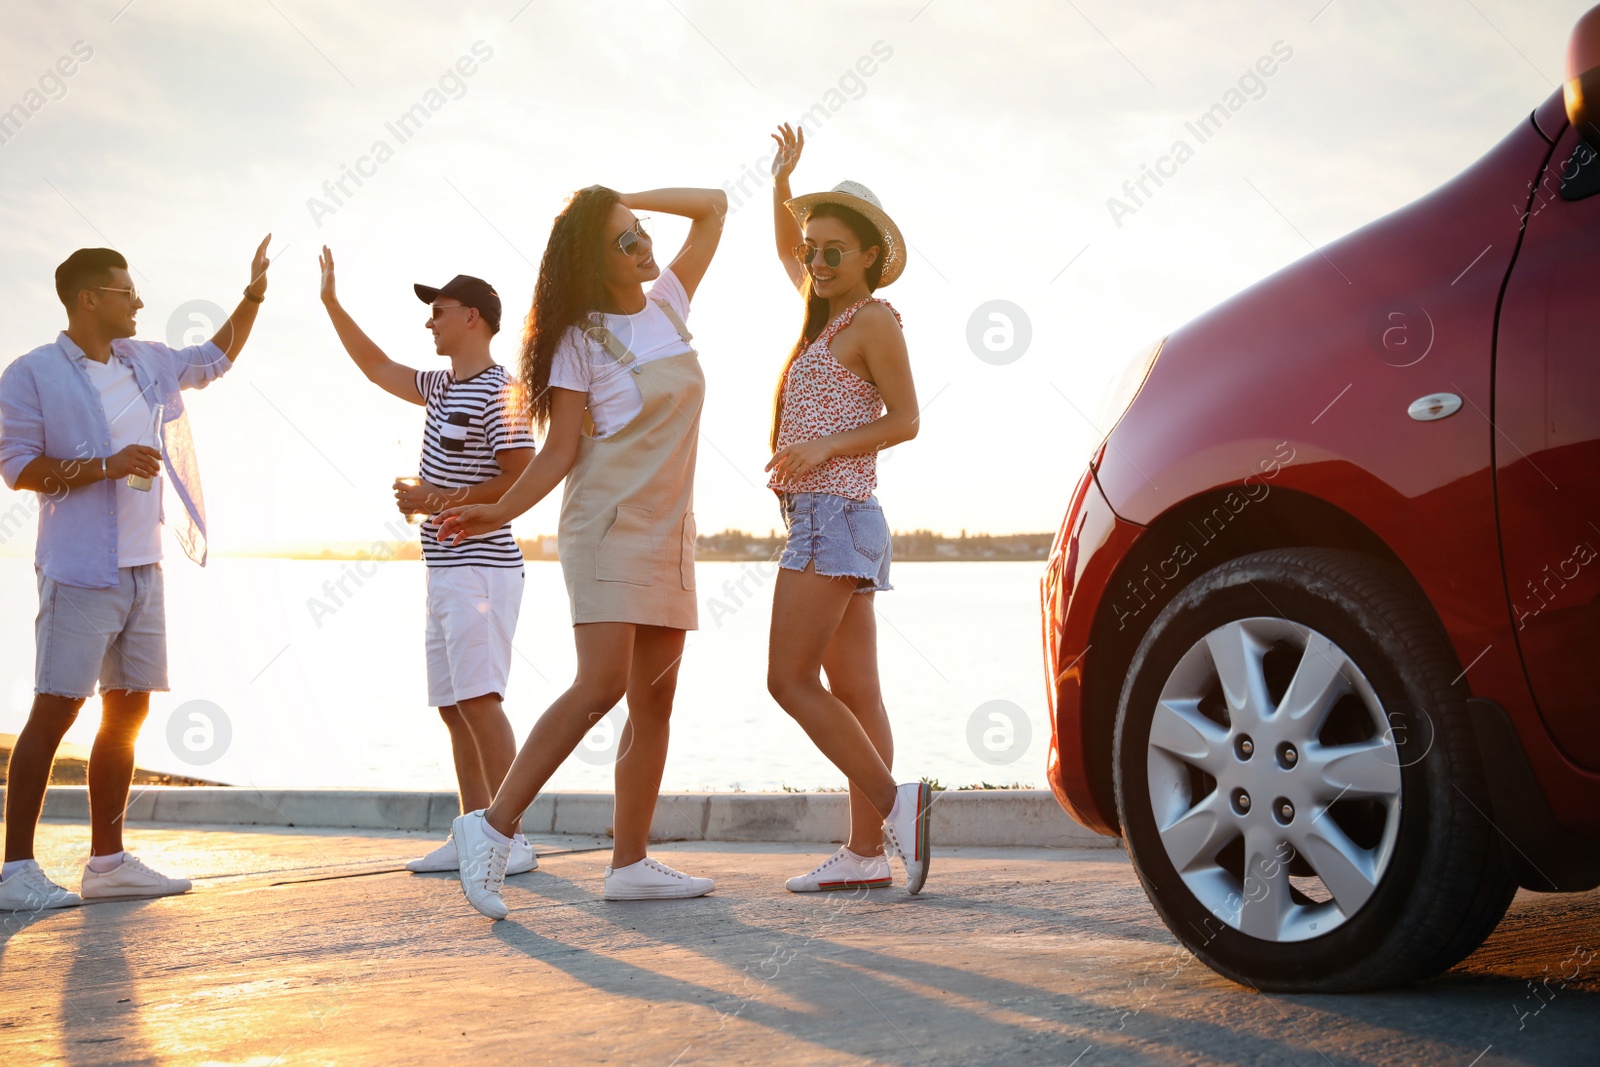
[414,274,501,332]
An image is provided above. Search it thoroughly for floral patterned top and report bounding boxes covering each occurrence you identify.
[768,297,900,501]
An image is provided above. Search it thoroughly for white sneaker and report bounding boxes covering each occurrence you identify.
[453,811,510,920]
[0,860,82,911]
[507,836,539,876]
[407,834,459,873]
[603,857,714,901]
[881,781,932,895]
[79,853,191,901]
[785,847,893,893]
[408,832,538,875]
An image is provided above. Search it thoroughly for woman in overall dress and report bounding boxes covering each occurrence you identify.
[437,184,725,919]
[764,125,934,895]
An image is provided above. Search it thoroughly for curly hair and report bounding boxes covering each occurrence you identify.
[519,185,620,432]
[770,203,886,451]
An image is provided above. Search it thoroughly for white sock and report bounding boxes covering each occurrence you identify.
[1,859,31,879]
[479,817,511,847]
[87,852,126,873]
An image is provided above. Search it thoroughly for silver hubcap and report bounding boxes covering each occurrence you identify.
[1145,618,1402,942]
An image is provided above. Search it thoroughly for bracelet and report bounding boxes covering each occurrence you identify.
[243,287,265,303]
[101,457,108,479]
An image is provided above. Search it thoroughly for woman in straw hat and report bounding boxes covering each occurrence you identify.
[435,184,726,919]
[764,124,933,895]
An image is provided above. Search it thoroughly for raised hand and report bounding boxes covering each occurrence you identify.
[247,234,272,300]
[318,245,337,305]
[770,123,805,181]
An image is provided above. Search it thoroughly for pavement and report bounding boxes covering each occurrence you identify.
[1,821,1596,1066]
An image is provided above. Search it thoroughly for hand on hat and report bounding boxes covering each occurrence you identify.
[771,123,805,182]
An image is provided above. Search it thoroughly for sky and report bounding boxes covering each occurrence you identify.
[0,0,1590,553]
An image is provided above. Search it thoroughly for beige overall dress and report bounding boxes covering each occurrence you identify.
[558,298,702,630]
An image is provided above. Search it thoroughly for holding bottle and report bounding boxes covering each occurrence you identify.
[125,402,163,492]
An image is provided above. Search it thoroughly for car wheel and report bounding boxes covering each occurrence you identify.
[1113,548,1517,991]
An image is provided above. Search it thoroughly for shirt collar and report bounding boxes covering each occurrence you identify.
[57,331,130,366]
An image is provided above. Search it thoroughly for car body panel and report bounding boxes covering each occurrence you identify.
[1042,465,1141,835]
[1045,90,1600,842]
[1492,119,1600,773]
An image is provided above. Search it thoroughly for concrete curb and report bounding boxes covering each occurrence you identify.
[6,787,1118,849]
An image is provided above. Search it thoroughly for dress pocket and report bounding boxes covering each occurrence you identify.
[844,502,888,562]
[595,505,655,585]
[680,511,697,591]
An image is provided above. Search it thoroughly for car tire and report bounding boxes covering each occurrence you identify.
[1112,547,1517,991]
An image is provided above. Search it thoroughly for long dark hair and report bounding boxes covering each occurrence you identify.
[769,203,886,450]
[520,185,619,432]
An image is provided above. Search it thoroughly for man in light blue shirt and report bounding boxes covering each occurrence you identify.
[0,239,271,911]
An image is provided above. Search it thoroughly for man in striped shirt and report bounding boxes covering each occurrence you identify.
[317,249,540,876]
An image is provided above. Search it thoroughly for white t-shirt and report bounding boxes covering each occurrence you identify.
[548,269,692,438]
[84,356,163,567]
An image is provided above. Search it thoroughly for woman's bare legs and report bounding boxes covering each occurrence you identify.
[483,622,633,839]
[820,592,893,856]
[767,565,897,818]
[611,625,687,868]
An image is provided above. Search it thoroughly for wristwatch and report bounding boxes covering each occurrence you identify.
[243,287,265,303]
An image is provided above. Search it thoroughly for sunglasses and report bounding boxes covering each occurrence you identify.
[96,285,140,302]
[793,244,862,270]
[613,217,651,256]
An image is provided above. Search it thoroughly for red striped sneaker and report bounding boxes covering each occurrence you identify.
[881,781,932,895]
[785,847,892,893]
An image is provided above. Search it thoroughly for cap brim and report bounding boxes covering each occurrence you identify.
[414,284,442,304]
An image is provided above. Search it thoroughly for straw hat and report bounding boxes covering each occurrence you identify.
[785,180,907,287]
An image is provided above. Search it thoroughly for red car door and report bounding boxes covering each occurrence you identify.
[1492,123,1600,772]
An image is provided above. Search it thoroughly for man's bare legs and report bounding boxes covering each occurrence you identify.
[767,565,898,818]
[3,694,84,863]
[87,690,150,857]
[438,694,517,814]
[820,593,893,857]
[3,690,153,864]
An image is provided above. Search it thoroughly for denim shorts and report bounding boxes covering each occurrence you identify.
[777,492,893,594]
[35,564,169,698]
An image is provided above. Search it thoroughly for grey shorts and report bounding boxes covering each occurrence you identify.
[35,564,169,699]
[777,492,893,594]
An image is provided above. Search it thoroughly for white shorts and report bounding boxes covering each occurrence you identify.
[424,565,525,707]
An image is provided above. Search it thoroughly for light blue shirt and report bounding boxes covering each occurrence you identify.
[0,332,232,588]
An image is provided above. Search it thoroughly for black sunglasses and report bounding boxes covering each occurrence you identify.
[613,217,651,256]
[793,243,862,269]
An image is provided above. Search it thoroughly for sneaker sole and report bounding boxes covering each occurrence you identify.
[788,877,893,893]
[0,898,81,911]
[406,862,459,873]
[603,884,714,901]
[905,782,932,895]
[81,886,190,902]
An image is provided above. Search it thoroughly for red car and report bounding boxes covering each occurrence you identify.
[1042,12,1600,992]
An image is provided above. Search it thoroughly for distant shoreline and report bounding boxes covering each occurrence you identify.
[219,529,1055,563]
[0,733,222,787]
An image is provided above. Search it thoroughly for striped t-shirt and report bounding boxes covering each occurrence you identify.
[415,365,534,568]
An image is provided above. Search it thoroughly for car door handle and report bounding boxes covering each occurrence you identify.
[1407,393,1463,421]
